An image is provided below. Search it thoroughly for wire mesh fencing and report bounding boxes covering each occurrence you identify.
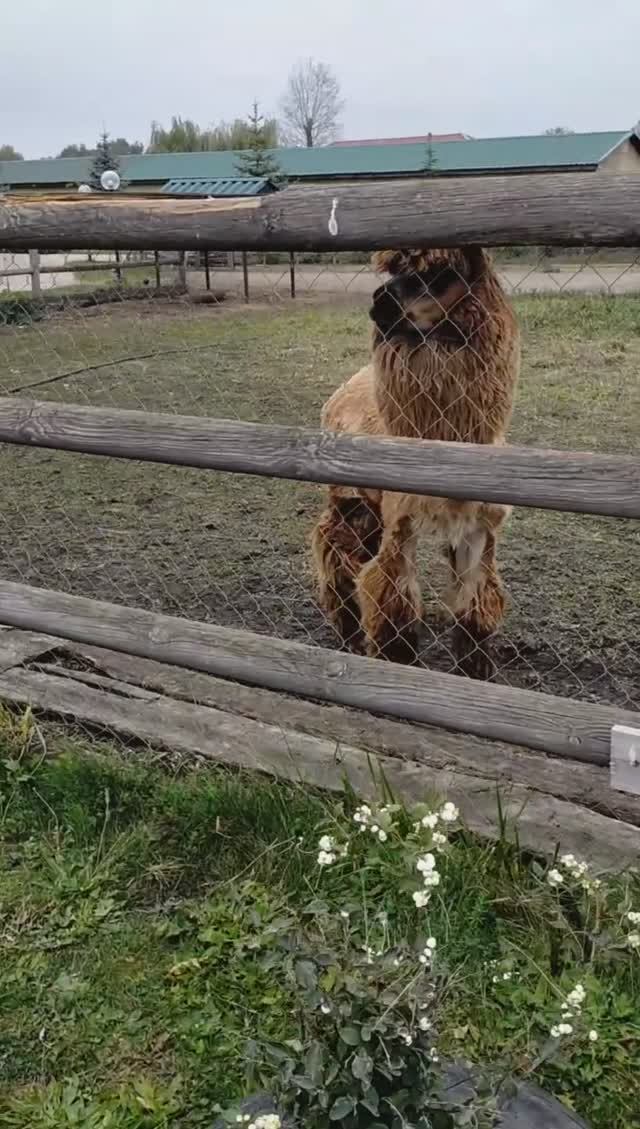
[1,243,639,718]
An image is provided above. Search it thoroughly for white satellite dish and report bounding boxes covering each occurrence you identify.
[77,183,92,193]
[100,169,121,192]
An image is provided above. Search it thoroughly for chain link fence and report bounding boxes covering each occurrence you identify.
[1,244,639,719]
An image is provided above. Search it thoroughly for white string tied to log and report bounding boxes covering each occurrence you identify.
[328,197,339,236]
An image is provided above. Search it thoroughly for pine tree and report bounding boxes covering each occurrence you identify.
[89,132,121,190]
[234,102,284,183]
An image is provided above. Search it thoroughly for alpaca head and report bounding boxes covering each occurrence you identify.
[369,247,487,345]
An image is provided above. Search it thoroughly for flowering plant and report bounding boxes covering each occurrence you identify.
[225,798,497,1128]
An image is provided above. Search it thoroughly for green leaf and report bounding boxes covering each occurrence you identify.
[294,960,317,990]
[351,1049,373,1082]
[339,1025,360,1046]
[329,1096,355,1120]
[303,899,330,915]
[291,1074,316,1092]
[360,1085,379,1115]
[306,1041,324,1085]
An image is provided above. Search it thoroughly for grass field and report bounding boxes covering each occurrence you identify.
[0,712,639,1128]
[1,288,639,705]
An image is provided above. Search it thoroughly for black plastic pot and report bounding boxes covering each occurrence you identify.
[213,1063,590,1129]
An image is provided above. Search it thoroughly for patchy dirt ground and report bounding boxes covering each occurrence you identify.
[1,289,639,708]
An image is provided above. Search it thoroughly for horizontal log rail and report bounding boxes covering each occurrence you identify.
[2,174,640,251]
[0,398,638,518]
[1,580,638,764]
[0,257,180,278]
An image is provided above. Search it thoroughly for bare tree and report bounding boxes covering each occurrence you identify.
[280,58,344,147]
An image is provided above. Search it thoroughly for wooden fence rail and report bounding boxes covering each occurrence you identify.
[0,256,181,278]
[1,579,639,765]
[2,174,640,251]
[0,398,638,519]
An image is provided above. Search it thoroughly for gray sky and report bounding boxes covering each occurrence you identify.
[2,0,638,158]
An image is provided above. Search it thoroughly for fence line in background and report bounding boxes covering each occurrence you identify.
[0,398,638,519]
[2,578,639,765]
[2,174,640,251]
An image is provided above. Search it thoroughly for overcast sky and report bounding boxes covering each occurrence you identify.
[2,0,638,158]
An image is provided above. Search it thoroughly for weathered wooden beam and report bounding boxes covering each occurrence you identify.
[63,639,640,827]
[0,398,638,518]
[1,579,639,764]
[1,174,640,251]
[0,662,638,870]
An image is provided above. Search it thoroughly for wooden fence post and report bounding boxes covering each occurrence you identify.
[289,251,296,299]
[242,251,249,303]
[177,251,187,291]
[154,251,161,290]
[29,250,41,297]
[114,248,122,285]
[204,250,211,292]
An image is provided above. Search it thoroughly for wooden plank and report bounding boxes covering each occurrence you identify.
[1,579,639,764]
[0,663,637,871]
[0,398,638,519]
[65,639,640,826]
[0,627,61,672]
[2,175,640,250]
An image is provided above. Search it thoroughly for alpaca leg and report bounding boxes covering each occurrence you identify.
[311,488,382,652]
[447,506,508,680]
[356,504,423,664]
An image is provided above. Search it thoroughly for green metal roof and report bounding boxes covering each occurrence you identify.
[0,131,632,187]
[161,176,276,196]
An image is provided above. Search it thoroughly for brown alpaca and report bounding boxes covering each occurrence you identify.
[311,246,520,679]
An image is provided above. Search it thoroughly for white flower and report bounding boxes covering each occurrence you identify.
[550,1025,561,1038]
[419,1016,432,1031]
[413,889,431,908]
[425,937,437,952]
[317,850,336,866]
[377,829,388,842]
[421,813,439,829]
[320,1002,331,1014]
[547,868,563,887]
[429,1047,440,1062]
[560,853,577,869]
[567,984,586,1008]
[353,805,371,825]
[558,1022,573,1036]
[589,1029,599,1042]
[236,1118,243,1124]
[627,910,640,925]
[422,871,440,888]
[253,1117,281,1129]
[502,972,512,981]
[371,824,379,834]
[418,954,429,964]
[417,853,436,874]
[318,834,335,852]
[432,831,447,848]
[492,975,499,984]
[340,910,350,919]
[439,802,459,823]
[627,931,640,949]
[403,1032,413,1046]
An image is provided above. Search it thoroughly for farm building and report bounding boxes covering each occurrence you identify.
[1,127,639,194]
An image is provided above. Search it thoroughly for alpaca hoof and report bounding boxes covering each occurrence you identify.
[452,624,496,681]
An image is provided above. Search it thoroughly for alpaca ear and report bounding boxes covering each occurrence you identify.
[371,249,414,275]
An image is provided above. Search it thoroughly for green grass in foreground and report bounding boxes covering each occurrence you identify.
[0,710,639,1128]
